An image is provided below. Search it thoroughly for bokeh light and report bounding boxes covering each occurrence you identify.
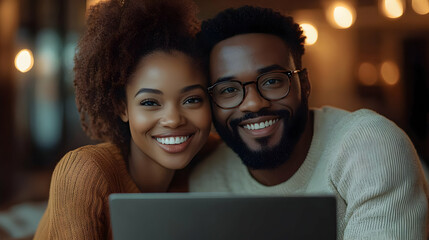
[380,61,400,85]
[381,0,404,18]
[327,2,356,29]
[300,23,318,45]
[334,6,354,28]
[412,0,429,15]
[358,62,378,86]
[14,49,34,73]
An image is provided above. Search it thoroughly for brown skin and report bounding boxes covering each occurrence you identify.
[210,33,314,186]
[121,51,212,192]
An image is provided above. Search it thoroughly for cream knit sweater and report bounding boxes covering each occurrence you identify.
[190,106,429,239]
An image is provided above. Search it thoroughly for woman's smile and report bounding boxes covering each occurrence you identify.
[154,134,194,153]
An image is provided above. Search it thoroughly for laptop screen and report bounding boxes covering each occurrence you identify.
[109,193,336,240]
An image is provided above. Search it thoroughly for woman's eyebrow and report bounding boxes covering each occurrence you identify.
[134,88,163,98]
[180,84,205,93]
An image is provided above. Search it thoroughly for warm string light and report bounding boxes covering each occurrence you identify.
[15,49,34,73]
[326,2,356,29]
[333,6,354,28]
[412,0,429,15]
[381,0,404,18]
[357,61,400,86]
[300,23,318,45]
[358,62,378,86]
[324,0,424,27]
[380,61,400,85]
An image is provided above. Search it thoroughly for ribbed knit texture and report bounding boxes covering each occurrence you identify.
[190,106,429,240]
[34,143,140,240]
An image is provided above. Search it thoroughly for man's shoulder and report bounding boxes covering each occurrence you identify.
[314,106,400,134]
[343,108,407,140]
[317,110,428,239]
[314,106,381,122]
[314,106,417,171]
[322,106,420,180]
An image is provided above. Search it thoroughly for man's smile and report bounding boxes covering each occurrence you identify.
[236,116,281,139]
[241,118,280,130]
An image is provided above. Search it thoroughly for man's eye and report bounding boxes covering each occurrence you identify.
[263,78,281,85]
[140,99,160,106]
[261,78,287,89]
[184,97,203,104]
[220,87,238,94]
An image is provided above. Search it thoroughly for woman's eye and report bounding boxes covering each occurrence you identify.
[140,99,160,106]
[184,96,203,104]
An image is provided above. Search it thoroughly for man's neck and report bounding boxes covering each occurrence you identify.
[248,110,314,186]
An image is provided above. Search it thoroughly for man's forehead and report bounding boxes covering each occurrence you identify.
[209,33,295,80]
[216,33,283,45]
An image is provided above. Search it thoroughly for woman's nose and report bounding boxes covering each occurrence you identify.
[159,106,186,128]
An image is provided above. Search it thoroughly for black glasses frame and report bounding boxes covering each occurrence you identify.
[207,69,303,109]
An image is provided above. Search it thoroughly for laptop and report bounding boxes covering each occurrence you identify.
[109,193,336,240]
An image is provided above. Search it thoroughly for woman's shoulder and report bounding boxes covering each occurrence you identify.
[62,142,121,163]
[54,143,125,182]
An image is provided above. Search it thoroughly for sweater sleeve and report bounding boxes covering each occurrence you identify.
[331,112,428,239]
[34,148,111,239]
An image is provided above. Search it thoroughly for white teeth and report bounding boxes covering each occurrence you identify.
[243,119,279,130]
[156,136,189,145]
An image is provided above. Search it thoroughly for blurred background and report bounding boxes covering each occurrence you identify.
[0,0,428,238]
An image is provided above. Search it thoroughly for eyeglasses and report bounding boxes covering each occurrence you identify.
[207,69,303,109]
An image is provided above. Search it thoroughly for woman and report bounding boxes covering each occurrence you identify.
[34,0,213,239]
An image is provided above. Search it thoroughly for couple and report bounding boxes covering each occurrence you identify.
[34,0,428,239]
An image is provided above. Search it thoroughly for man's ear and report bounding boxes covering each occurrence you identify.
[119,101,129,123]
[300,68,311,98]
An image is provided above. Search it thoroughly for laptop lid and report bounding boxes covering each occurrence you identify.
[109,193,336,240]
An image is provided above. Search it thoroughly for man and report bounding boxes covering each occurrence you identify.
[189,5,428,239]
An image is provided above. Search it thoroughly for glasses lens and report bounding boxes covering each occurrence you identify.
[258,72,291,100]
[211,81,244,108]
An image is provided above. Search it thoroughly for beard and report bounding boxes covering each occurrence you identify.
[212,98,309,170]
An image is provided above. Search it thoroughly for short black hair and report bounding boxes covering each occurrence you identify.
[197,5,306,75]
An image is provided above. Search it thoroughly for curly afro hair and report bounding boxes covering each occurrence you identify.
[197,5,306,78]
[74,0,201,154]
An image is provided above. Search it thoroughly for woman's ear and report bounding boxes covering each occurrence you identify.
[119,101,129,123]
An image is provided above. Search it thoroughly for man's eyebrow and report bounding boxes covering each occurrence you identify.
[213,65,287,84]
[134,88,163,98]
[213,76,236,85]
[257,64,286,75]
[181,84,205,93]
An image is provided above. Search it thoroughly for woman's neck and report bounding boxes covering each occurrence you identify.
[128,140,175,192]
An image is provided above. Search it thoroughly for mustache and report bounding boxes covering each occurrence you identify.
[229,109,291,129]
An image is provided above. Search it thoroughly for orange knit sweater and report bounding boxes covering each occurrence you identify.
[34,143,140,240]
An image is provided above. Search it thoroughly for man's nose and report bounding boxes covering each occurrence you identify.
[238,84,271,113]
[159,106,186,128]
